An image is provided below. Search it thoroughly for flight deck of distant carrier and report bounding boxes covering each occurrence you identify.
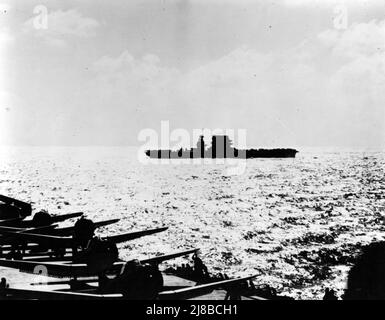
[146,135,298,159]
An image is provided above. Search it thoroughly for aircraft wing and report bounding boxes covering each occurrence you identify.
[0,195,32,217]
[0,259,93,277]
[0,232,74,247]
[4,287,122,300]
[0,217,24,226]
[158,275,258,300]
[105,248,199,274]
[141,248,199,265]
[104,226,168,244]
[49,212,84,223]
[52,219,120,236]
[0,226,168,248]
[0,249,199,278]
[5,277,260,300]
[0,224,57,235]
[14,212,84,229]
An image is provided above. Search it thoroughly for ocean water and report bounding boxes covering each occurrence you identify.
[0,146,384,299]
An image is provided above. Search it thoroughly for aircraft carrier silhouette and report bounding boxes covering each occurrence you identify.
[145,135,298,159]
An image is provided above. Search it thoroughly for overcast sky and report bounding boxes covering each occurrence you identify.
[1,0,385,147]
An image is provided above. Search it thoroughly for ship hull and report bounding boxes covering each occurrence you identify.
[145,148,298,159]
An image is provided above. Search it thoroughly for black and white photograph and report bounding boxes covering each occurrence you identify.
[0,0,385,309]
